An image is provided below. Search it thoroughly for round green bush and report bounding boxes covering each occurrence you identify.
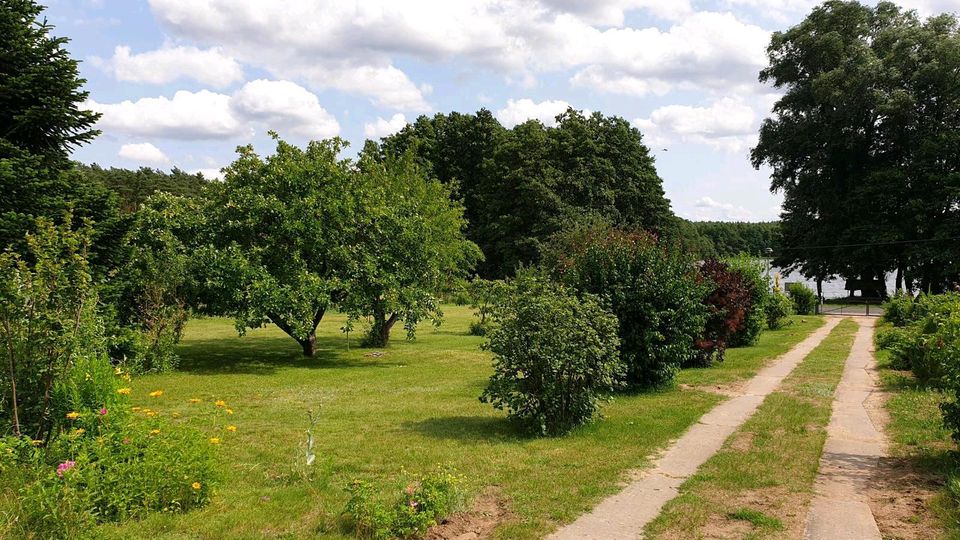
[479,271,623,435]
[546,226,707,387]
[786,282,817,315]
[765,291,794,330]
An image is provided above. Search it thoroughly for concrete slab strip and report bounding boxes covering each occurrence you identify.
[549,317,843,540]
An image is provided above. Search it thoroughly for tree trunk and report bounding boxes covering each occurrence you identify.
[816,277,823,302]
[368,307,399,348]
[5,343,19,437]
[267,307,325,358]
[296,330,317,357]
[895,265,904,293]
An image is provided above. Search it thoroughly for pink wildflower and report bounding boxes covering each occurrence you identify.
[56,460,76,477]
[98,407,108,416]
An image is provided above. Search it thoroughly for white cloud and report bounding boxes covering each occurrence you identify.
[93,44,243,88]
[146,0,773,107]
[568,12,771,96]
[495,98,571,128]
[86,90,245,139]
[364,113,408,138]
[231,79,340,138]
[896,0,960,17]
[693,196,755,221]
[633,97,757,153]
[85,81,340,141]
[118,142,170,164]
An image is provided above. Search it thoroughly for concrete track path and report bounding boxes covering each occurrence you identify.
[549,317,843,540]
[803,318,885,540]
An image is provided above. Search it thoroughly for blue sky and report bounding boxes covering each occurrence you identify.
[42,0,960,221]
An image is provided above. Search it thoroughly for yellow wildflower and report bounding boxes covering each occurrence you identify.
[214,400,226,407]
[149,429,160,435]
[73,428,85,436]
[209,437,221,445]
[131,406,142,412]
[149,390,164,398]
[171,412,181,418]
[65,411,80,420]
[225,408,234,415]
[123,373,131,382]
[192,482,201,490]
[146,411,158,417]
[189,398,201,404]
[114,367,122,375]
[30,439,43,446]
[226,425,237,432]
[117,388,132,395]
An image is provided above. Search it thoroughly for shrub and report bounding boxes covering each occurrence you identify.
[467,278,506,336]
[345,468,465,540]
[0,215,109,440]
[546,225,707,387]
[786,283,817,315]
[934,311,960,439]
[726,255,771,346]
[692,259,753,367]
[1,394,223,535]
[479,271,623,435]
[882,291,916,327]
[874,326,916,370]
[765,291,793,330]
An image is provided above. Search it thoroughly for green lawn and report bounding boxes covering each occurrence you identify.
[645,319,858,539]
[96,307,824,539]
[875,340,960,538]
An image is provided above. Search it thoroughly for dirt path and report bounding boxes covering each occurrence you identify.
[549,317,842,540]
[803,318,885,540]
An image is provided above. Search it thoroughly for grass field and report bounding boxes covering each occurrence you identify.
[645,319,857,539]
[96,306,824,539]
[875,341,960,537]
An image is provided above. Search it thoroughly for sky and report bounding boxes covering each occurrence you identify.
[41,0,960,222]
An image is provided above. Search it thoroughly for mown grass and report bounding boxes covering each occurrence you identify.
[645,319,858,539]
[88,307,823,539]
[875,331,960,537]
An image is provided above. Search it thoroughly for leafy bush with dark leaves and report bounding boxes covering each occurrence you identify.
[692,259,753,367]
[479,271,622,435]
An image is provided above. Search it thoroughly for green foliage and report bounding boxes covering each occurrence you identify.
[479,271,623,435]
[883,291,916,327]
[754,1,960,292]
[377,108,675,278]
[548,224,707,387]
[340,151,481,347]
[0,0,110,261]
[786,282,817,315]
[0,215,109,439]
[109,193,196,373]
[1,413,217,535]
[467,278,506,336]
[876,293,960,385]
[680,220,781,259]
[195,135,360,357]
[765,291,793,330]
[344,468,465,539]
[73,163,210,213]
[726,255,771,346]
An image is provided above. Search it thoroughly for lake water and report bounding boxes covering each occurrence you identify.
[769,264,898,299]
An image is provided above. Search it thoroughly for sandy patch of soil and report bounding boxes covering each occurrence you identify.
[425,487,513,540]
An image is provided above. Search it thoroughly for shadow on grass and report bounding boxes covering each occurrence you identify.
[403,415,524,443]
[175,334,403,375]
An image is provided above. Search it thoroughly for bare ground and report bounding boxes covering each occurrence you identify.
[425,487,513,540]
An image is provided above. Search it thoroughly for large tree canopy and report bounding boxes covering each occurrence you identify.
[753,0,960,292]
[0,0,112,260]
[375,108,675,278]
